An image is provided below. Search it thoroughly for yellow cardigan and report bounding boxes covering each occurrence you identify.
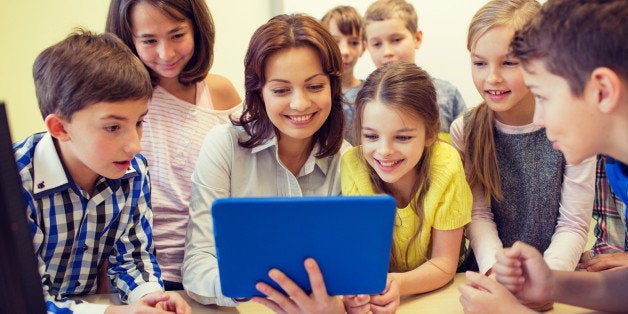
[341,141,472,272]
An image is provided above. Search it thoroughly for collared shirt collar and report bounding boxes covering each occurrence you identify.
[32,132,138,198]
[250,135,329,177]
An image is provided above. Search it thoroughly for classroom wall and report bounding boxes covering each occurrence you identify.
[0,0,546,141]
[0,0,270,141]
[0,1,110,141]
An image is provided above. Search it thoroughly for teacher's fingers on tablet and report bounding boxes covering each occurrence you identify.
[267,267,310,302]
[301,258,346,313]
[251,295,289,314]
[303,258,330,298]
[255,280,298,314]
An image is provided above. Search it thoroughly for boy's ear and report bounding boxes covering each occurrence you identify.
[414,29,423,50]
[590,67,622,114]
[44,114,70,142]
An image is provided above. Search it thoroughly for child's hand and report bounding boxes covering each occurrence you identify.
[252,258,344,314]
[579,250,595,264]
[492,248,526,294]
[494,241,553,305]
[459,271,534,314]
[368,274,400,314]
[484,267,497,281]
[153,292,192,314]
[578,252,628,272]
[343,294,371,314]
[104,291,191,314]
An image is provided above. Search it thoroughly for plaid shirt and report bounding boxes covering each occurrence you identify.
[591,156,628,254]
[14,132,163,313]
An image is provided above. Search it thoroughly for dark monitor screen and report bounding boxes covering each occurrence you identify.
[0,102,46,313]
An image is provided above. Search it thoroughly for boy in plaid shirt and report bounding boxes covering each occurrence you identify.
[14,29,189,313]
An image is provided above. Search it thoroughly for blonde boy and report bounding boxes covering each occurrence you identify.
[363,0,466,134]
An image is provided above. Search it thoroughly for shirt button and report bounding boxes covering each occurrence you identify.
[75,281,81,287]
[83,244,88,252]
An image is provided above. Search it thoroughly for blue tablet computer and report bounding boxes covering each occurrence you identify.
[212,195,396,298]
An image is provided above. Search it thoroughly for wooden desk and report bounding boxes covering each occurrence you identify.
[79,273,601,313]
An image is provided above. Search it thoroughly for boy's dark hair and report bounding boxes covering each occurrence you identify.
[321,5,363,38]
[106,0,215,87]
[236,13,344,159]
[33,28,152,120]
[511,0,628,96]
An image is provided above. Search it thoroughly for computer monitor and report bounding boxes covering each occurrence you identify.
[0,102,46,313]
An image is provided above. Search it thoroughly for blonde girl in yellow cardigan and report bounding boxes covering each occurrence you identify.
[341,61,472,313]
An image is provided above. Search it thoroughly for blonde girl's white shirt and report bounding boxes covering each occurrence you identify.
[450,116,595,273]
[140,80,243,283]
[182,123,351,306]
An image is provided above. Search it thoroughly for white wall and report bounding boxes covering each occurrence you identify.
[206,0,272,99]
[0,1,111,140]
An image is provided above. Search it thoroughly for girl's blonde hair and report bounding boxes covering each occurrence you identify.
[464,0,540,203]
[354,61,438,270]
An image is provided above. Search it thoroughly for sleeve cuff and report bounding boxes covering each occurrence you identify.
[74,302,109,314]
[127,282,164,304]
[183,268,239,307]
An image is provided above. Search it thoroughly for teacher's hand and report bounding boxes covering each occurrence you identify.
[252,258,344,314]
